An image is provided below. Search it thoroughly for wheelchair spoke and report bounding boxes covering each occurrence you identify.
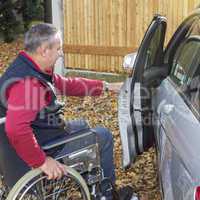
[6,166,91,200]
[10,174,87,200]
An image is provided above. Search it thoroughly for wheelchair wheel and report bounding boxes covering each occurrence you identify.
[6,165,91,200]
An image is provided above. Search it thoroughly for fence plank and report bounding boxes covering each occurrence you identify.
[64,45,136,56]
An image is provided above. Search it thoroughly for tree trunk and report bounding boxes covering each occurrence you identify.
[44,0,52,23]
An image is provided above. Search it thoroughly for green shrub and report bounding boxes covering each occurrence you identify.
[0,0,20,42]
[0,0,44,42]
[20,0,44,31]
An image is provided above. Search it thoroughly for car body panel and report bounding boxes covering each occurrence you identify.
[118,78,136,168]
[118,9,200,200]
[153,78,200,199]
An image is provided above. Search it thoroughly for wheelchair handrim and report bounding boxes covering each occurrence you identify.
[6,166,91,200]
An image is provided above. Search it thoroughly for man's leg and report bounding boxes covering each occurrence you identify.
[58,120,116,183]
[57,120,115,199]
[93,127,140,200]
[55,120,138,200]
[93,126,115,184]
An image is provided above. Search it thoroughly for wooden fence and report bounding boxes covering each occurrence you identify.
[63,0,200,73]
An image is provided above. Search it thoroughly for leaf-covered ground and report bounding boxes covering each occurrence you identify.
[62,94,161,200]
[0,39,161,200]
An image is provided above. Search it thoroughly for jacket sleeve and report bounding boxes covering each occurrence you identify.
[5,78,46,168]
[53,73,104,96]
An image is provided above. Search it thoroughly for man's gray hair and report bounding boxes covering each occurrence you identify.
[24,23,60,53]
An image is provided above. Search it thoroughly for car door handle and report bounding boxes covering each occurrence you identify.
[161,104,175,115]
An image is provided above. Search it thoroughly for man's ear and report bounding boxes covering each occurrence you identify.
[36,45,47,57]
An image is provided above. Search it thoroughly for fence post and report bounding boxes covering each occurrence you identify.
[52,0,65,75]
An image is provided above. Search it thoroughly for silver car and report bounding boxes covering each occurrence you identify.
[118,9,200,200]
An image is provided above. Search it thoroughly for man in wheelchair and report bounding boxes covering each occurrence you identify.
[0,23,139,199]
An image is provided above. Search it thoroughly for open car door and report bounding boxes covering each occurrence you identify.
[118,15,167,169]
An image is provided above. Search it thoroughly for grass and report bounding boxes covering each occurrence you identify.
[66,69,128,82]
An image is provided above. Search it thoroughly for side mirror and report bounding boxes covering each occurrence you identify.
[123,52,137,71]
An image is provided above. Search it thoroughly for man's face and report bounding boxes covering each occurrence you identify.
[44,33,63,68]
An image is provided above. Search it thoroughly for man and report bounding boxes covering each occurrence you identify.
[0,23,139,199]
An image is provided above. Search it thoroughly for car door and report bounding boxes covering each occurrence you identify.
[154,10,200,200]
[118,15,167,168]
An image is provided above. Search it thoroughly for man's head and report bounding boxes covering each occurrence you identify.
[24,23,63,71]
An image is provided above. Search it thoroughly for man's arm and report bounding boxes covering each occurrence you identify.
[102,81,123,93]
[53,74,103,96]
[5,79,46,167]
[5,78,66,179]
[53,73,123,96]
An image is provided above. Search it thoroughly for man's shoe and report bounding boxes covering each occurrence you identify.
[112,185,140,200]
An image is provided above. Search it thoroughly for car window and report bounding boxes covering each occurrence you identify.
[170,37,200,113]
[170,39,200,85]
[165,14,200,68]
[145,27,163,69]
[185,17,200,37]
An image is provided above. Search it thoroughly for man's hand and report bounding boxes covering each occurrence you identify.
[39,156,67,179]
[106,82,123,93]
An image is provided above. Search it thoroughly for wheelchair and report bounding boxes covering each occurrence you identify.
[0,119,113,200]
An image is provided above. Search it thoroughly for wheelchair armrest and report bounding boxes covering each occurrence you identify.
[41,130,97,151]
